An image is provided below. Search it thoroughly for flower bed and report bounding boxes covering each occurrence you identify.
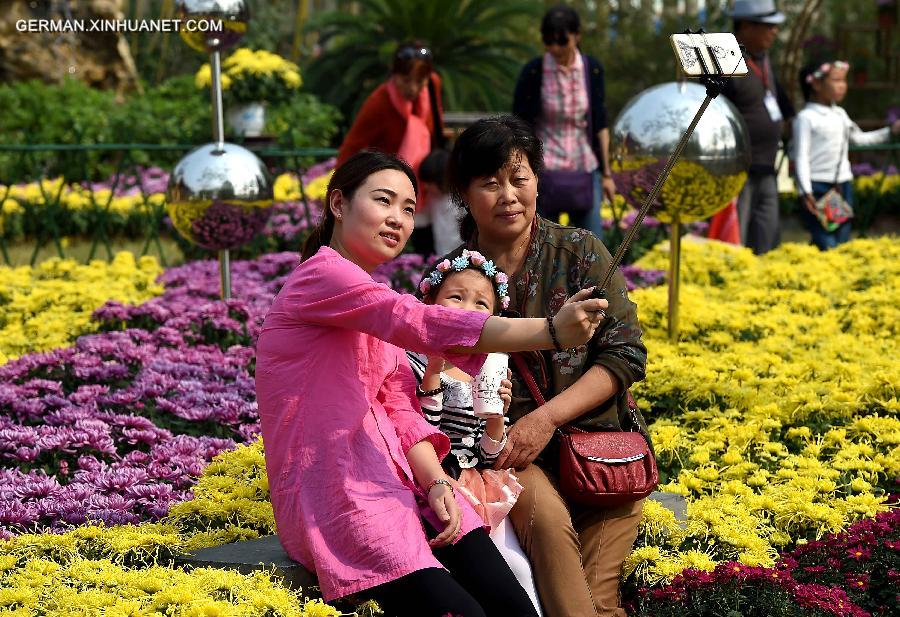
[0,253,302,537]
[629,509,899,616]
[0,253,162,364]
[2,249,668,539]
[1,237,896,615]
[4,160,687,269]
[623,238,897,575]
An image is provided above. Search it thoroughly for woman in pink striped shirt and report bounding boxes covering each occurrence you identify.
[513,5,615,238]
[255,151,607,616]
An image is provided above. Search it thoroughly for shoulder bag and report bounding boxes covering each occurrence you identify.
[810,127,853,231]
[510,353,658,508]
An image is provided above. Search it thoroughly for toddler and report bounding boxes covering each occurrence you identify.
[409,249,543,616]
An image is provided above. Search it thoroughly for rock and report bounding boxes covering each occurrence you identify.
[0,0,139,93]
[648,490,689,522]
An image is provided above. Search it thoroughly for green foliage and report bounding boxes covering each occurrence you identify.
[0,79,117,182]
[0,78,114,145]
[236,0,304,60]
[303,0,542,118]
[0,77,207,182]
[227,72,296,106]
[0,75,340,183]
[266,93,342,150]
[110,76,211,146]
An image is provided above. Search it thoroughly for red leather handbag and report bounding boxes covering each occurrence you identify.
[512,353,658,508]
[556,423,658,507]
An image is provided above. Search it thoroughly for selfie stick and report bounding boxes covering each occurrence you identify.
[595,30,738,341]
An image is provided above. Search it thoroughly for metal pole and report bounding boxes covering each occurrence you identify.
[219,249,232,299]
[210,49,231,299]
[667,216,682,341]
[210,50,225,151]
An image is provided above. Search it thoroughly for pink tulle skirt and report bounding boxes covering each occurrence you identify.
[452,468,523,532]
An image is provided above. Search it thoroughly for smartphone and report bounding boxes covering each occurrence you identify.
[670,32,747,78]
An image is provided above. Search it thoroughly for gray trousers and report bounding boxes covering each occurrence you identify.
[737,172,780,255]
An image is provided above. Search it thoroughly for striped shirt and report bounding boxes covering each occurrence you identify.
[537,52,598,172]
[407,351,508,469]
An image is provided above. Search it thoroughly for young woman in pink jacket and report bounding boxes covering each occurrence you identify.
[255,151,607,616]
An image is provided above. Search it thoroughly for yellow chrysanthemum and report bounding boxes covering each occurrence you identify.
[0,253,163,363]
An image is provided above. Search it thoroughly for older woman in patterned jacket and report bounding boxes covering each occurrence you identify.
[423,115,651,617]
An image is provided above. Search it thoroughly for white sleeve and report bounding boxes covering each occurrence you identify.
[849,122,891,147]
[418,391,444,414]
[418,389,443,427]
[479,430,507,461]
[792,113,814,196]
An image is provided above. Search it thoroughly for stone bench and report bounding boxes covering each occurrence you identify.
[177,491,687,594]
[177,534,318,593]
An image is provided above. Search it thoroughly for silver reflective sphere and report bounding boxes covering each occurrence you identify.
[175,0,249,53]
[167,143,274,250]
[611,81,750,223]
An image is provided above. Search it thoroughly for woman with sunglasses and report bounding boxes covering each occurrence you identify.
[337,41,446,254]
[513,5,614,239]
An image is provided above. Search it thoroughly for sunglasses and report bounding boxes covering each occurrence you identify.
[395,46,433,62]
[542,32,570,46]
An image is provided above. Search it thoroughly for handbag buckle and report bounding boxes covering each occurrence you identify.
[585,453,646,464]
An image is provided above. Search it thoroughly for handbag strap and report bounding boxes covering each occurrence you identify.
[832,125,849,187]
[512,352,575,438]
[511,352,546,407]
[512,352,642,435]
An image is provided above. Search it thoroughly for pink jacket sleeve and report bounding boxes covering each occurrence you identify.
[378,354,451,459]
[276,249,488,376]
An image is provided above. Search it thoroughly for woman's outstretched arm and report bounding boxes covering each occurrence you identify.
[450,288,608,353]
[279,252,607,361]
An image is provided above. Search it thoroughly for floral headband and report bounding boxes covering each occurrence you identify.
[418,249,511,311]
[806,60,849,84]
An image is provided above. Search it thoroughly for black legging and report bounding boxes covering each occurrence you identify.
[366,527,539,617]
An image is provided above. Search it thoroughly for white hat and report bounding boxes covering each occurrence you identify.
[730,0,786,24]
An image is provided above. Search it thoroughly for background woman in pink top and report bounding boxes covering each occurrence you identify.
[255,151,607,617]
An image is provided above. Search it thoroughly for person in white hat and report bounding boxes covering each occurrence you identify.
[722,0,795,255]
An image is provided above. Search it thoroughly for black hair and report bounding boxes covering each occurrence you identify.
[799,56,838,102]
[447,115,543,242]
[541,4,580,45]
[419,149,450,193]
[301,150,417,261]
[391,41,434,80]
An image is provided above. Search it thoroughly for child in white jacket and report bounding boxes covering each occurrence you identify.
[792,59,900,250]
